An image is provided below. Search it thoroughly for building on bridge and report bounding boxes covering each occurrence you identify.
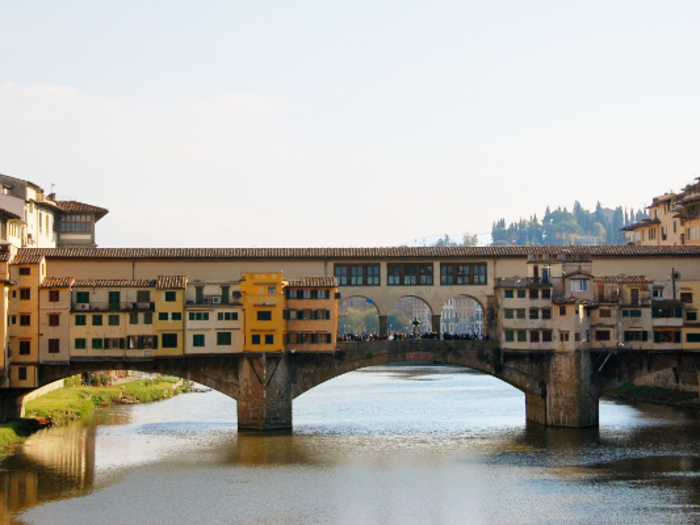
[3,245,700,428]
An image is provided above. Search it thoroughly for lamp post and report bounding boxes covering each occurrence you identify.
[412,317,421,337]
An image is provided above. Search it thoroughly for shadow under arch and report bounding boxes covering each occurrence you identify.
[440,294,485,337]
[291,340,545,402]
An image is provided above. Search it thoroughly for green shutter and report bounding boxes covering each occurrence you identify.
[675,307,684,318]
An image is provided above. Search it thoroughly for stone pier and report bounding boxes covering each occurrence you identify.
[237,353,292,431]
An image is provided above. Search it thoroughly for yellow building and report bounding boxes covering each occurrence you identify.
[286,277,338,352]
[153,276,187,356]
[240,272,286,352]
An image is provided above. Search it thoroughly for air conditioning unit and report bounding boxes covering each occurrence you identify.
[212,297,221,304]
[79,304,89,310]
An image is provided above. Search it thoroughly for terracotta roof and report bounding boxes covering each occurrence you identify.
[0,172,44,192]
[73,279,157,288]
[157,275,186,289]
[593,275,652,284]
[41,277,76,288]
[680,194,700,205]
[621,219,660,231]
[55,201,109,221]
[288,277,338,288]
[15,245,700,261]
[650,193,677,205]
[11,252,46,265]
[0,252,11,262]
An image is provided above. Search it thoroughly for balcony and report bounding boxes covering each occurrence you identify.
[71,301,155,312]
[497,277,552,288]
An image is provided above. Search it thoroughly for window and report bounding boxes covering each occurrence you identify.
[19,267,30,276]
[388,264,434,285]
[516,309,526,319]
[92,338,103,350]
[59,214,92,233]
[439,263,487,285]
[529,308,539,320]
[108,314,120,326]
[559,306,567,316]
[252,334,261,345]
[257,311,272,321]
[542,308,551,320]
[575,333,581,342]
[20,315,31,326]
[193,334,205,347]
[654,330,681,343]
[265,334,274,345]
[334,264,380,286]
[505,330,514,342]
[560,331,570,342]
[268,286,277,295]
[136,290,151,303]
[622,309,642,318]
[144,312,153,324]
[571,279,588,292]
[517,330,527,342]
[652,307,683,319]
[18,367,27,381]
[599,309,612,318]
[75,314,86,326]
[530,331,540,343]
[218,312,238,321]
[106,337,121,350]
[48,339,60,353]
[129,312,139,324]
[10,315,15,325]
[19,341,30,355]
[162,333,178,348]
[529,289,538,300]
[19,288,30,300]
[624,331,648,342]
[681,293,693,304]
[158,312,169,321]
[49,290,60,302]
[517,290,526,298]
[75,338,86,350]
[687,311,698,322]
[217,332,232,345]
[542,330,553,342]
[165,291,177,302]
[313,310,331,320]
[653,288,663,299]
[75,291,90,303]
[172,312,182,321]
[504,309,514,319]
[686,333,700,343]
[48,314,60,327]
[189,312,210,321]
[220,286,230,304]
[504,290,514,299]
[92,314,103,326]
[595,330,611,341]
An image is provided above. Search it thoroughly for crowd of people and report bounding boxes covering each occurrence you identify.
[337,332,489,342]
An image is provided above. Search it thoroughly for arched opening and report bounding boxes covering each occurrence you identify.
[387,296,432,337]
[337,296,380,337]
[440,295,484,339]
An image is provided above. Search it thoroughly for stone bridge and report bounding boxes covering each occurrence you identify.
[4,340,700,429]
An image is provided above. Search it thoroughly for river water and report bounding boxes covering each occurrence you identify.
[3,365,700,524]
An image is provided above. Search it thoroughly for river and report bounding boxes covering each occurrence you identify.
[2,365,700,524]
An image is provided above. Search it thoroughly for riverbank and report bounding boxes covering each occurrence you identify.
[606,383,700,409]
[1,377,189,456]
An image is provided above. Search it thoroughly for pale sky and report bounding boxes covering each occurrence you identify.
[1,1,699,248]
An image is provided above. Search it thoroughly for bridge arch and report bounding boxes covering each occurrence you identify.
[337,295,380,336]
[440,294,484,338]
[387,296,433,336]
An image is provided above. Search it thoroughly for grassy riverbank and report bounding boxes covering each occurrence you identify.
[606,383,700,409]
[1,377,188,456]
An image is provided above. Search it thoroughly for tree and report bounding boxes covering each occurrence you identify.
[462,232,478,247]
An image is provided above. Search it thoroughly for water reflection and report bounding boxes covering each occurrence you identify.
[3,366,700,524]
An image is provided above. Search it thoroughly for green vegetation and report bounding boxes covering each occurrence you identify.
[607,383,700,408]
[340,307,410,335]
[0,419,46,456]
[24,377,185,423]
[491,202,647,246]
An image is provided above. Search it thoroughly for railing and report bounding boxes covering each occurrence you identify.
[497,277,551,288]
[71,301,155,312]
